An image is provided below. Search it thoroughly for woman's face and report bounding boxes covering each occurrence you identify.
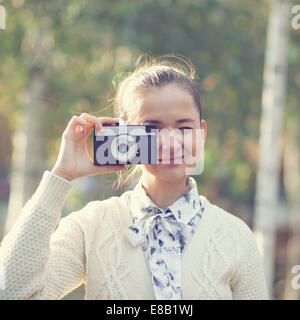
[130,83,207,183]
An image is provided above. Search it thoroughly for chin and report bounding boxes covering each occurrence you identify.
[143,163,187,182]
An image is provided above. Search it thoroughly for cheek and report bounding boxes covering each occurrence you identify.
[183,129,205,162]
[182,131,195,156]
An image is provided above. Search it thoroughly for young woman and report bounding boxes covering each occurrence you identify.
[0,54,269,300]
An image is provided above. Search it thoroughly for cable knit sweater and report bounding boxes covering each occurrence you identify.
[0,170,269,300]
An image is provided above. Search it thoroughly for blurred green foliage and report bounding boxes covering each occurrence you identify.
[0,0,300,216]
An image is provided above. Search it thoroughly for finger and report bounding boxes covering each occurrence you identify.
[71,117,88,134]
[97,117,120,125]
[79,113,103,130]
[66,116,78,130]
[63,116,85,136]
[96,117,120,134]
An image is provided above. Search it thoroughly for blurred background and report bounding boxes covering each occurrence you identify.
[0,0,299,300]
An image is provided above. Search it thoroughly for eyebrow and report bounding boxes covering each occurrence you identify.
[143,118,195,124]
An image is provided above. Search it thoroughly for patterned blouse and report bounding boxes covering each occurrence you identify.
[124,176,205,300]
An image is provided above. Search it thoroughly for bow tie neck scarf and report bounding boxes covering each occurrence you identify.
[125,176,205,300]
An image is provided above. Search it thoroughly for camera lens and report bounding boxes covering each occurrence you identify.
[118,144,129,154]
[111,134,138,163]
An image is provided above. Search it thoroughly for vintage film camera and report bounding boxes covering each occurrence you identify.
[93,123,158,165]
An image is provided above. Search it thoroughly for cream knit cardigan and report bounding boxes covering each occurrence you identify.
[0,171,269,300]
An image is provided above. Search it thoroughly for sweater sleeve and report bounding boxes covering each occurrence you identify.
[231,219,270,300]
[0,171,86,300]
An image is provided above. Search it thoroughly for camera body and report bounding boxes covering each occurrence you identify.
[93,123,157,165]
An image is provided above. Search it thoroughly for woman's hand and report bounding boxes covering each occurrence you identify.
[51,113,125,181]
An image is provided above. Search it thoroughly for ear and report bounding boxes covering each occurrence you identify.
[200,119,207,144]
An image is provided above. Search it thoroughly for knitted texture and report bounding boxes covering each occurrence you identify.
[125,175,205,300]
[0,171,269,300]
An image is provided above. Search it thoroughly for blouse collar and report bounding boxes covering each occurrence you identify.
[128,176,204,227]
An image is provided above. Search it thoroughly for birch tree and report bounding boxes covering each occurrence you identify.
[4,68,47,236]
[4,24,49,236]
[253,0,291,298]
[282,118,300,300]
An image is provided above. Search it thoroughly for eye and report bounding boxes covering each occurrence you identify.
[179,127,193,130]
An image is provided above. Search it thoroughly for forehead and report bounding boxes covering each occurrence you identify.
[132,84,198,123]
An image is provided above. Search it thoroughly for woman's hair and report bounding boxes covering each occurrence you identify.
[111,53,203,191]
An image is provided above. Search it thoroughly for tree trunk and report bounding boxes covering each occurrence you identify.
[282,119,300,300]
[4,29,48,236]
[253,0,290,299]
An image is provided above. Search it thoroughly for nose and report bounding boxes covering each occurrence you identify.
[157,128,183,160]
